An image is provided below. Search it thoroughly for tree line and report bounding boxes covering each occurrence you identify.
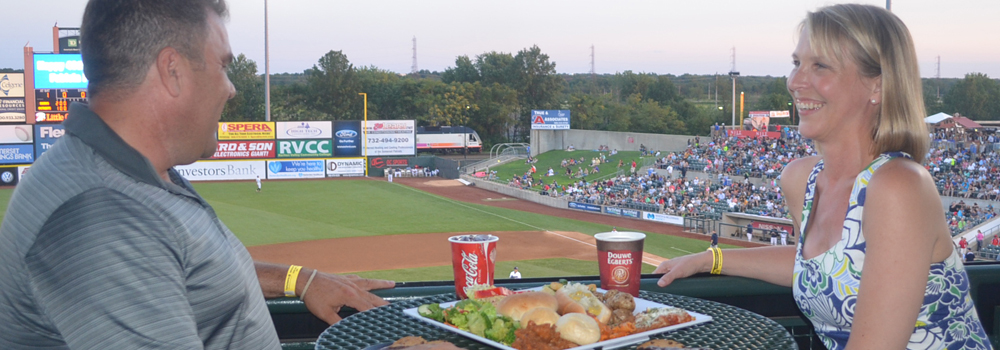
[221,48,1000,147]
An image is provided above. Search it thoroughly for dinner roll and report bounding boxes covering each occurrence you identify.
[555,313,601,345]
[497,291,558,321]
[520,307,560,327]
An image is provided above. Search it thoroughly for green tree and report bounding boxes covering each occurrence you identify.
[944,73,1000,120]
[305,50,362,120]
[441,55,480,84]
[221,54,264,121]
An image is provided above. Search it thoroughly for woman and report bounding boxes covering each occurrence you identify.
[654,4,990,350]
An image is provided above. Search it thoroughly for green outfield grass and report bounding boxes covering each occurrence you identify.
[0,177,739,281]
[483,150,647,191]
[355,258,658,282]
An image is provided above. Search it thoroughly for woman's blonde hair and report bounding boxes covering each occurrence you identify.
[802,4,928,163]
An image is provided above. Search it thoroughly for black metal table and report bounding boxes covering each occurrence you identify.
[315,290,796,350]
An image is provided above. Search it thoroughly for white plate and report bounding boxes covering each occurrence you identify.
[401,288,713,350]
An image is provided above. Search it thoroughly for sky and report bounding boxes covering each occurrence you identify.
[2,0,997,78]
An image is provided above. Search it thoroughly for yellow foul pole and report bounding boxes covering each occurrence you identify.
[359,93,368,176]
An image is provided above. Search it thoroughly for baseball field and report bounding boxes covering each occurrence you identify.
[0,174,749,282]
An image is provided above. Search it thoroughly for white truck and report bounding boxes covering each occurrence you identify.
[415,126,482,153]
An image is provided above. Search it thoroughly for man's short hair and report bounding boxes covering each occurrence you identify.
[80,0,229,99]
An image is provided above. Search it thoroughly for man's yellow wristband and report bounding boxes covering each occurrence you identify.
[710,247,723,275]
[284,265,303,297]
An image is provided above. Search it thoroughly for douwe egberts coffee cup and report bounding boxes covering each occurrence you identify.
[595,231,645,296]
[449,234,498,299]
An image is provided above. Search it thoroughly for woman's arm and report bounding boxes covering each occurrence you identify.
[845,159,947,349]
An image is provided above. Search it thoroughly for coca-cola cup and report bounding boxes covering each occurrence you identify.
[449,234,499,299]
[595,231,645,297]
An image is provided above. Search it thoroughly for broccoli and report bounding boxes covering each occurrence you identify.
[484,317,517,345]
[417,303,444,322]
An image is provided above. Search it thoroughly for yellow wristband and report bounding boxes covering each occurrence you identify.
[711,248,723,275]
[284,265,303,297]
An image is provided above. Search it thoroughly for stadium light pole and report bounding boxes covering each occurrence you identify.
[359,92,368,176]
[264,0,270,121]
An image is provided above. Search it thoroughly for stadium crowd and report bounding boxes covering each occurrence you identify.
[500,128,999,237]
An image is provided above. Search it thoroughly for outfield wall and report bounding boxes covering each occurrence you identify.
[530,129,693,157]
[464,175,568,208]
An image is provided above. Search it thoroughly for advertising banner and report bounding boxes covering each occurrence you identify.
[276,121,332,140]
[34,54,88,89]
[726,130,781,139]
[0,73,26,98]
[175,160,265,181]
[36,112,68,124]
[769,110,790,118]
[364,120,415,156]
[17,165,29,182]
[369,157,410,169]
[266,160,325,179]
[34,124,66,159]
[326,158,366,177]
[605,207,622,215]
[0,113,26,123]
[0,125,33,144]
[0,166,19,186]
[277,139,332,158]
[0,144,34,164]
[211,140,275,159]
[0,98,25,113]
[530,110,571,130]
[568,201,602,212]
[217,122,275,140]
[642,211,684,226]
[333,120,361,157]
[751,221,793,234]
[605,206,641,218]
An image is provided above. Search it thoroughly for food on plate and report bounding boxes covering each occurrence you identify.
[416,299,518,345]
[385,336,463,349]
[600,289,637,313]
[635,338,713,350]
[599,321,636,341]
[554,313,602,345]
[635,307,696,332]
[555,282,612,324]
[511,323,579,350]
[497,291,559,322]
[609,308,636,326]
[520,307,561,327]
[465,285,516,306]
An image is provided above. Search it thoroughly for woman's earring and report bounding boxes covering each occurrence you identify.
[871,99,877,104]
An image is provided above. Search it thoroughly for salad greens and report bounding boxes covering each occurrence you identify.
[417,299,518,345]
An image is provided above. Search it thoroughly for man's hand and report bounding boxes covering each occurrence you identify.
[300,272,395,324]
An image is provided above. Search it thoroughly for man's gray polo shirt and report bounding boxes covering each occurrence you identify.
[0,103,280,349]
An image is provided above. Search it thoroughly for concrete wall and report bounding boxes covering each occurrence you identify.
[463,175,569,209]
[531,129,693,157]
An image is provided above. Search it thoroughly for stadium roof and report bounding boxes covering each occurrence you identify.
[925,112,952,124]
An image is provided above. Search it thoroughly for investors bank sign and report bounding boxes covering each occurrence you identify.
[175,160,265,181]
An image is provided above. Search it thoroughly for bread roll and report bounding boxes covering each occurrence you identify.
[555,313,601,345]
[520,307,560,327]
[497,291,558,321]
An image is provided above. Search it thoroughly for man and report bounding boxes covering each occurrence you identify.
[780,228,789,246]
[387,168,393,182]
[710,230,719,248]
[509,267,522,279]
[256,175,262,192]
[770,229,778,245]
[0,1,392,348]
[746,223,754,242]
[977,230,985,251]
[959,237,969,256]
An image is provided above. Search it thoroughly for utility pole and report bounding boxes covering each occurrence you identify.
[589,45,595,78]
[411,36,418,75]
[729,48,740,128]
[264,0,270,121]
[936,56,942,102]
[886,0,891,11]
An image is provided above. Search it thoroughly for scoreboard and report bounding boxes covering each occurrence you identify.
[32,54,88,123]
[35,88,86,113]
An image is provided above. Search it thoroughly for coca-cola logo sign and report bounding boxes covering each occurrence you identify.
[461,251,479,287]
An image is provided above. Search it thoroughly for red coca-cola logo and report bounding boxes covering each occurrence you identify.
[461,251,480,287]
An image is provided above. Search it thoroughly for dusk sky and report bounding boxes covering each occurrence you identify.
[2,0,997,78]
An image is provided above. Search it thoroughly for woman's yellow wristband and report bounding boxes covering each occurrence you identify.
[284,265,303,297]
[710,247,723,275]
